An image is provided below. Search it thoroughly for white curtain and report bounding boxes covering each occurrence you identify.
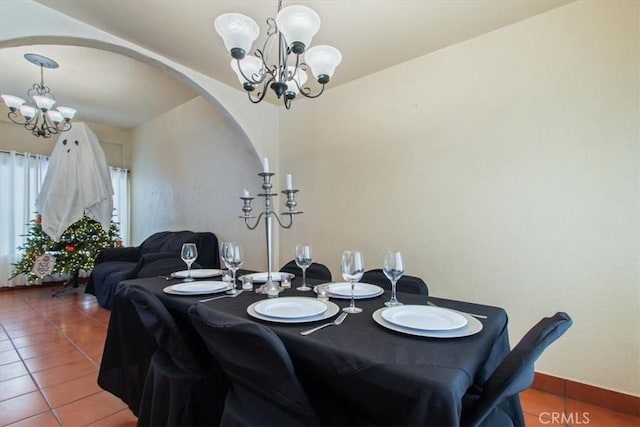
[0,151,49,286]
[110,167,130,246]
[0,151,129,287]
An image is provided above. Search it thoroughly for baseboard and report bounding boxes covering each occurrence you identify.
[532,372,639,416]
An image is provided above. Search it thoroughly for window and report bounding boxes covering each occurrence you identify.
[0,150,129,286]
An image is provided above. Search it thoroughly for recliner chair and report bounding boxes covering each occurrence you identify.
[86,231,219,309]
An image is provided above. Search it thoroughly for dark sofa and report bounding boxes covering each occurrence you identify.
[86,231,220,309]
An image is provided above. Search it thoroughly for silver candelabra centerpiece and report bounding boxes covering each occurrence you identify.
[240,160,302,297]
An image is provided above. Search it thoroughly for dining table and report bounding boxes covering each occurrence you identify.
[98,271,524,427]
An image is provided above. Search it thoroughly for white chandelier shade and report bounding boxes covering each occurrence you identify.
[275,5,321,52]
[304,45,342,83]
[1,54,77,139]
[230,56,264,86]
[214,1,342,109]
[214,13,260,55]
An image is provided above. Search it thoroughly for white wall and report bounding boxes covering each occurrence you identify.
[130,96,267,271]
[279,0,639,396]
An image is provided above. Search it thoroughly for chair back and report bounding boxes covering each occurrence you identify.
[461,312,573,427]
[140,231,220,268]
[118,284,199,372]
[361,269,429,295]
[280,260,332,281]
[189,303,320,426]
[117,285,226,426]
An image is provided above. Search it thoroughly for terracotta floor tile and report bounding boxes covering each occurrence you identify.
[86,349,103,365]
[54,391,127,427]
[3,410,61,427]
[4,325,56,340]
[0,360,28,382]
[22,348,88,373]
[0,307,36,319]
[41,372,101,408]
[0,349,21,366]
[0,374,38,401]
[10,331,68,349]
[45,315,93,330]
[75,340,106,356]
[566,399,639,427]
[89,311,111,325]
[0,390,50,426]
[31,358,98,389]
[59,326,107,343]
[16,341,77,360]
[524,411,554,426]
[1,318,51,332]
[85,408,137,427]
[520,388,565,416]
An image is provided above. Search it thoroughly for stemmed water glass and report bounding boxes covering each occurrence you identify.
[341,250,364,314]
[295,244,313,291]
[180,243,198,282]
[383,251,405,306]
[221,242,243,294]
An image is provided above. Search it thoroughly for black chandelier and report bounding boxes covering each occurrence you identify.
[2,54,77,139]
[214,0,342,109]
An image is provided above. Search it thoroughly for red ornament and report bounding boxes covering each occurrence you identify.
[116,240,123,248]
[66,245,76,252]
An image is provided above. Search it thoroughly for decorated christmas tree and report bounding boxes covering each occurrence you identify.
[11,214,122,283]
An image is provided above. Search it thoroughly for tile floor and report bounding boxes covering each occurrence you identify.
[1,285,638,426]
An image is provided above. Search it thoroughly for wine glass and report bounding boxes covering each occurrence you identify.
[180,243,198,282]
[295,244,313,291]
[341,250,364,314]
[221,242,243,294]
[383,251,405,306]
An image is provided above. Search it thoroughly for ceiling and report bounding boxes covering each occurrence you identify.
[0,0,573,130]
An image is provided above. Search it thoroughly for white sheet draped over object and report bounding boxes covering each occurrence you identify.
[37,122,114,241]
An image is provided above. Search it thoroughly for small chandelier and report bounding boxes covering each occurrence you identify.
[214,0,342,109]
[2,54,77,139]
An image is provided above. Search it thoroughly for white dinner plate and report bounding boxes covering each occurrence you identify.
[239,272,295,283]
[381,305,468,331]
[248,299,340,324]
[254,297,328,319]
[163,281,230,295]
[171,269,224,279]
[314,282,384,299]
[373,308,483,338]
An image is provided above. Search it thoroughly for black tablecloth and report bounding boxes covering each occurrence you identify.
[99,274,524,426]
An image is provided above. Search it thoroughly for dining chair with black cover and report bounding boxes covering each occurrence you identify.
[279,260,332,281]
[188,303,322,427]
[460,312,573,427]
[360,268,429,295]
[120,284,226,426]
